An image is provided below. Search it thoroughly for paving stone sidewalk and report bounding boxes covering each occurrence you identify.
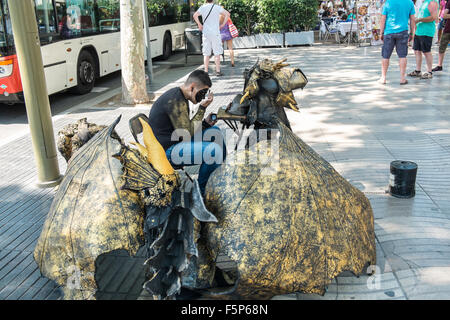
[1,44,450,300]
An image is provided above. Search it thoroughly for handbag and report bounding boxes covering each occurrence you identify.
[228,19,239,38]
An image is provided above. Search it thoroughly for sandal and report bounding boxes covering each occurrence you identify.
[400,80,408,85]
[215,71,223,77]
[408,70,422,77]
[420,72,432,79]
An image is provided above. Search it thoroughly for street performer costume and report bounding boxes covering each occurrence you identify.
[34,58,376,300]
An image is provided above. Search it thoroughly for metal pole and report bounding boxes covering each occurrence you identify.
[8,0,62,188]
[142,0,153,82]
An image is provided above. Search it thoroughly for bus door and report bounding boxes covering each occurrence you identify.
[37,0,72,94]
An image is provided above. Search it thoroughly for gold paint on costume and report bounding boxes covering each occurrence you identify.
[139,118,174,175]
[57,118,107,162]
[203,59,374,299]
[204,122,376,299]
[34,116,181,299]
[166,96,206,137]
[34,119,145,300]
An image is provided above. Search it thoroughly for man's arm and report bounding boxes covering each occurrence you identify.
[193,10,203,31]
[416,1,439,22]
[410,14,416,37]
[380,14,386,40]
[443,8,450,19]
[219,10,230,29]
[168,103,207,137]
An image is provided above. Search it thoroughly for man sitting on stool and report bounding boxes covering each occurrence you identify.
[148,70,226,196]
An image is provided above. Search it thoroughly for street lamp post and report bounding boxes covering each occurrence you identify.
[8,0,62,188]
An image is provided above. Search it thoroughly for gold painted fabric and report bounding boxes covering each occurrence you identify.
[57,118,107,162]
[34,117,145,300]
[204,121,376,299]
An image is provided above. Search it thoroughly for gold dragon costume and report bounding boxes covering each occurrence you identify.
[199,59,376,298]
[34,58,376,300]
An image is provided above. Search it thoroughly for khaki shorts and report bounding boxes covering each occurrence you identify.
[202,33,223,56]
[439,33,450,54]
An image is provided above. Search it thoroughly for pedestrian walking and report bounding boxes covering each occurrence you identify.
[437,0,447,43]
[379,0,416,85]
[219,12,238,67]
[408,0,439,79]
[193,0,230,77]
[432,0,450,71]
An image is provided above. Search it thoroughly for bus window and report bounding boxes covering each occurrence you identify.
[55,0,99,39]
[35,0,57,44]
[176,1,190,23]
[0,0,13,54]
[96,0,120,32]
[147,0,190,27]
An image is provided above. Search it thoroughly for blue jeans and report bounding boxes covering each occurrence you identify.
[165,126,226,196]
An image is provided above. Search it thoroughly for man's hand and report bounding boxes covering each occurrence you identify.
[415,17,422,23]
[205,113,217,126]
[200,91,214,108]
[380,34,384,42]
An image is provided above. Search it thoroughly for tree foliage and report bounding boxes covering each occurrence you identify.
[218,0,318,34]
[219,0,258,36]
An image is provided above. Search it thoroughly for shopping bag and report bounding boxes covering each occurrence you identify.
[228,19,239,38]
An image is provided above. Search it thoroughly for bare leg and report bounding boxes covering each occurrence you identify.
[399,57,407,83]
[423,51,433,73]
[226,39,235,66]
[438,52,445,67]
[414,50,422,71]
[214,55,221,72]
[380,58,389,83]
[204,55,210,73]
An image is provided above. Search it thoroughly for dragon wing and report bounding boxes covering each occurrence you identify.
[34,116,145,300]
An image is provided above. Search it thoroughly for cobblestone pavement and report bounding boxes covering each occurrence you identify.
[1,43,449,300]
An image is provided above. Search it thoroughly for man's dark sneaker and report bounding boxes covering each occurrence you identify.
[432,66,443,72]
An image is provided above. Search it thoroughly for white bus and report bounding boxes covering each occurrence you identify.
[0,0,191,103]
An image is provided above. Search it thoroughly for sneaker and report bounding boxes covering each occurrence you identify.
[420,72,433,79]
[215,71,223,77]
[432,66,443,72]
[408,70,422,77]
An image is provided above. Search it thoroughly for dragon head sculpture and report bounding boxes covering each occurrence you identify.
[217,58,308,129]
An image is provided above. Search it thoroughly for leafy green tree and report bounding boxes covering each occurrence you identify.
[287,0,319,31]
[219,0,258,36]
[255,0,290,33]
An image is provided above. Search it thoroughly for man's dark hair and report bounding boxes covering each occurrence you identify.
[185,70,212,87]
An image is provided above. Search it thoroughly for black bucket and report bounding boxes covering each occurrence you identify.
[388,160,418,198]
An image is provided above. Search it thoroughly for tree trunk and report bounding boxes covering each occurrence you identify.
[120,0,149,104]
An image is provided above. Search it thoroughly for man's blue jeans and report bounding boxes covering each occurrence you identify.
[165,126,226,196]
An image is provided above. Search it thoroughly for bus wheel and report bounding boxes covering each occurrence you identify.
[162,32,172,60]
[72,50,96,95]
